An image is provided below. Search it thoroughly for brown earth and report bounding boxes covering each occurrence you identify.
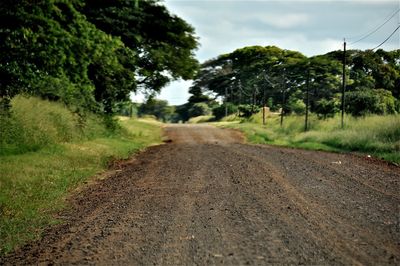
[2,124,400,265]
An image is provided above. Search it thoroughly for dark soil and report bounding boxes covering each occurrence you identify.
[2,124,400,265]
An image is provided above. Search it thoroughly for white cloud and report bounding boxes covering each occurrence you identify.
[255,13,310,29]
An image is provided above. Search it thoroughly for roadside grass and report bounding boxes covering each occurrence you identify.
[216,112,400,163]
[0,97,162,255]
[188,115,215,124]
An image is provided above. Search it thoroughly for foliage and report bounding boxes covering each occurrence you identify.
[138,97,175,122]
[315,98,340,119]
[188,102,212,117]
[286,90,306,114]
[238,104,260,118]
[82,0,199,92]
[0,96,111,156]
[0,0,198,116]
[212,103,238,120]
[189,45,399,120]
[0,107,162,254]
[345,89,397,116]
[218,112,400,164]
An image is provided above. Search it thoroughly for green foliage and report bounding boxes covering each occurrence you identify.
[82,0,199,92]
[315,98,340,119]
[138,97,175,122]
[374,89,396,114]
[0,0,198,115]
[267,97,277,111]
[287,90,306,114]
[188,102,212,117]
[346,89,379,116]
[346,89,397,116]
[115,101,138,117]
[190,45,399,120]
[0,96,111,156]
[212,103,238,120]
[0,111,162,254]
[219,113,400,163]
[238,104,260,118]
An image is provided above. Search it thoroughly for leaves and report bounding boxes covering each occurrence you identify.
[0,0,199,115]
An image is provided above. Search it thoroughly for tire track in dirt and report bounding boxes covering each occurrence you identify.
[2,124,399,265]
[221,144,399,265]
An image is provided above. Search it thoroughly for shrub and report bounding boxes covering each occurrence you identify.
[346,89,379,116]
[212,103,238,120]
[315,98,339,119]
[346,89,397,116]
[188,102,212,118]
[238,104,260,118]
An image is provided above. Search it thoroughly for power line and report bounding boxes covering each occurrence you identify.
[349,8,400,45]
[371,25,400,50]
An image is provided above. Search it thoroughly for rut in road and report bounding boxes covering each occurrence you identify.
[2,124,400,265]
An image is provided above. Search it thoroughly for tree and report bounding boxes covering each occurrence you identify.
[188,103,212,118]
[192,45,399,120]
[0,0,199,118]
[212,103,238,120]
[315,98,339,119]
[138,97,175,122]
[82,0,199,92]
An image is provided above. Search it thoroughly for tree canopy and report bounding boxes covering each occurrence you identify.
[0,0,199,115]
[190,45,399,117]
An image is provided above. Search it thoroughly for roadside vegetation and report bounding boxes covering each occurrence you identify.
[0,0,196,255]
[214,111,400,164]
[0,96,162,254]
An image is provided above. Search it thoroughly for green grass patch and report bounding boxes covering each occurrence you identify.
[188,115,215,124]
[0,97,162,254]
[216,112,400,163]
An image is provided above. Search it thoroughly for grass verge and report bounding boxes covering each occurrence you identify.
[215,112,400,164]
[0,97,162,255]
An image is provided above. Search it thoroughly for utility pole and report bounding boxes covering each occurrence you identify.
[305,68,310,131]
[225,86,228,117]
[280,73,286,127]
[262,85,266,125]
[252,85,257,113]
[238,79,242,116]
[341,39,346,129]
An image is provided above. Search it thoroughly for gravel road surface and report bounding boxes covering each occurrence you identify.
[3,124,400,265]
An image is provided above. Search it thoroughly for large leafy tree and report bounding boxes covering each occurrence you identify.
[81,0,199,92]
[0,0,199,116]
[191,45,399,117]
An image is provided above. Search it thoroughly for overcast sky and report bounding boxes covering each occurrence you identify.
[132,0,400,105]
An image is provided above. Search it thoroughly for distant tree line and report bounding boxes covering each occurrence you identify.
[0,0,198,122]
[184,45,399,120]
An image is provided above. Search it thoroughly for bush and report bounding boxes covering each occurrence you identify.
[346,89,397,116]
[287,98,306,115]
[188,102,212,118]
[212,103,238,120]
[315,98,339,119]
[346,89,377,116]
[238,104,260,118]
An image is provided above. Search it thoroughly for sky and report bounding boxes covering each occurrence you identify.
[132,0,400,105]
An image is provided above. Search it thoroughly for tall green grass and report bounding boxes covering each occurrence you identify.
[0,96,162,254]
[0,96,110,155]
[218,111,400,163]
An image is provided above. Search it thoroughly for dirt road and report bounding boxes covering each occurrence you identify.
[3,124,400,265]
